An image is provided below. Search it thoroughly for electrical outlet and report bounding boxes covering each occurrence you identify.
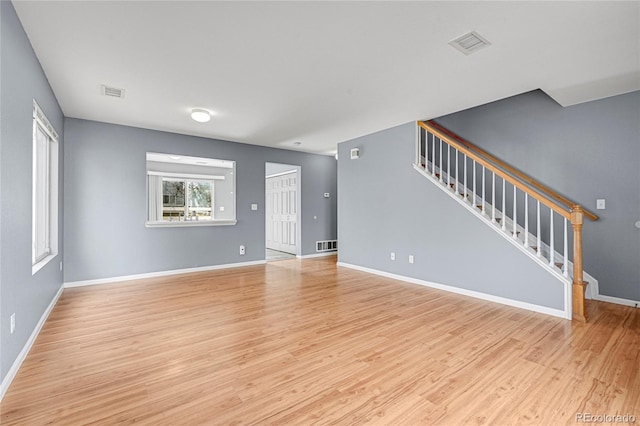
[409,255,414,264]
[239,245,245,255]
[390,252,396,261]
[10,313,15,334]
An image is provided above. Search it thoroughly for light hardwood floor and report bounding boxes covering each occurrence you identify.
[1,256,638,425]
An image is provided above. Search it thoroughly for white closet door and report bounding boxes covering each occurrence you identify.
[266,171,297,254]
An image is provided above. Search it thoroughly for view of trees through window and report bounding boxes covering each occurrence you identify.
[162,179,212,221]
[147,152,236,226]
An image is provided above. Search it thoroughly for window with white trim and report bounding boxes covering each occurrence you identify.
[146,153,236,227]
[32,100,59,273]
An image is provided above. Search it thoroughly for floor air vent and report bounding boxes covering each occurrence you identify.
[316,240,337,252]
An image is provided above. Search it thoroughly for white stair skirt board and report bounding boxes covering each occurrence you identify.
[1,285,64,401]
[413,163,572,317]
[338,262,568,319]
[415,161,605,304]
[64,260,267,288]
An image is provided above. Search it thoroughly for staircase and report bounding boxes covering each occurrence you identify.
[414,121,599,321]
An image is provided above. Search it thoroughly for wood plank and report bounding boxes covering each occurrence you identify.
[1,256,637,424]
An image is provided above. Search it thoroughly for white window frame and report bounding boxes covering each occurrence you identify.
[161,176,215,222]
[32,100,59,274]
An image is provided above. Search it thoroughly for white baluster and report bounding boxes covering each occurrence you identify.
[513,185,518,238]
[549,210,555,266]
[524,193,529,247]
[431,133,435,177]
[464,155,468,200]
[455,149,459,193]
[537,201,542,257]
[447,144,451,188]
[439,137,443,182]
[501,179,506,231]
[472,160,477,206]
[492,172,496,223]
[482,166,486,215]
[447,144,451,189]
[417,126,422,168]
[563,217,569,277]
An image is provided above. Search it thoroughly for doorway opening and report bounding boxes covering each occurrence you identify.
[265,163,301,261]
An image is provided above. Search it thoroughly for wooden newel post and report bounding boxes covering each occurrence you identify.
[571,205,587,322]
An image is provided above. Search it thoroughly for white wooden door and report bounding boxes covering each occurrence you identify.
[266,171,297,254]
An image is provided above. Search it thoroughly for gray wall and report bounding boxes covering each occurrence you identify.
[266,162,297,176]
[1,1,65,383]
[338,122,565,311]
[64,119,337,283]
[436,90,640,301]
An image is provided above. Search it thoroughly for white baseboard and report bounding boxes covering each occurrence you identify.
[588,278,639,307]
[337,262,569,320]
[1,284,64,401]
[64,260,267,288]
[594,294,640,308]
[297,251,338,259]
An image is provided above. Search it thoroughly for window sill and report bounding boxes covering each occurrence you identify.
[145,220,237,228]
[32,252,57,275]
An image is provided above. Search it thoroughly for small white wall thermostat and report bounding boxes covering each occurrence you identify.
[323,193,330,198]
[350,148,360,159]
[251,203,258,211]
[596,199,606,210]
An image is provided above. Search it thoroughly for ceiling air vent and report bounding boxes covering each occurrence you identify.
[101,85,125,99]
[449,31,491,55]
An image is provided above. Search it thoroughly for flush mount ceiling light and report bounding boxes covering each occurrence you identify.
[190,108,211,123]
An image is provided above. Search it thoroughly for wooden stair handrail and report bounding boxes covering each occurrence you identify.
[419,121,571,220]
[417,120,590,322]
[423,120,599,221]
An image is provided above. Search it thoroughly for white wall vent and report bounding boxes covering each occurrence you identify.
[101,85,125,98]
[449,31,491,55]
[316,240,337,252]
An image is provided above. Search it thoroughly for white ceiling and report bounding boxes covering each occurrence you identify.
[12,1,640,155]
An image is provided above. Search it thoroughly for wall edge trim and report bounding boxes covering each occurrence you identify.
[63,260,267,288]
[593,293,640,307]
[297,252,338,259]
[1,284,64,401]
[337,261,570,320]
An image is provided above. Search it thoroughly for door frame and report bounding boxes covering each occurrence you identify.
[265,163,301,257]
